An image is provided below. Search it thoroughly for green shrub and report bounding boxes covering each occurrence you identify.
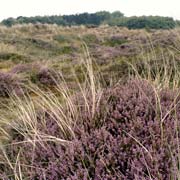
[53,34,71,43]
[0,53,26,62]
[82,34,98,44]
[103,36,128,47]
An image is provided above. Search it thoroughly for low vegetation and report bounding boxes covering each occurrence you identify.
[0,24,180,179]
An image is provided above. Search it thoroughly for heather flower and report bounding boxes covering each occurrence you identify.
[1,79,180,179]
[36,67,58,86]
[0,71,22,97]
[10,64,33,74]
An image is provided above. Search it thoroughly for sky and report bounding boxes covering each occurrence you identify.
[0,0,179,21]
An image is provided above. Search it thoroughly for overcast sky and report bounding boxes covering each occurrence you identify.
[0,0,179,21]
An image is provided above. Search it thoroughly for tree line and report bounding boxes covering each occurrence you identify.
[1,11,179,29]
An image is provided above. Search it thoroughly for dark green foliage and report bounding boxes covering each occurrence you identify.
[53,34,71,43]
[1,17,16,27]
[119,16,176,29]
[1,11,113,26]
[53,46,75,55]
[111,11,124,18]
[0,53,26,62]
[2,11,176,29]
[95,11,111,22]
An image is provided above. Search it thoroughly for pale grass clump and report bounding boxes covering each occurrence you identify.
[125,40,180,179]
[128,41,180,91]
[0,43,18,54]
[0,47,103,179]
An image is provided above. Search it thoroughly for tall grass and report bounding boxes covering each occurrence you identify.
[0,31,180,179]
[126,35,180,179]
[0,45,104,179]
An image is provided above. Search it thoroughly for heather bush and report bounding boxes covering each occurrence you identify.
[10,64,53,86]
[10,64,58,86]
[26,38,55,50]
[94,44,139,63]
[0,72,22,97]
[10,63,33,74]
[101,80,180,179]
[36,67,58,86]
[1,79,180,179]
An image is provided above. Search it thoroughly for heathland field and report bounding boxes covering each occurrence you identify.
[0,24,180,179]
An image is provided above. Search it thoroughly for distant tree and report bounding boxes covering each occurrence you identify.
[111,11,124,18]
[112,16,176,29]
[1,17,16,27]
[0,12,176,29]
[95,11,111,24]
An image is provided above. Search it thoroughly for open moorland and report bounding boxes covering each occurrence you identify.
[0,24,180,179]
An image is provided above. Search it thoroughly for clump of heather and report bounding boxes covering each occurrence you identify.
[10,63,35,74]
[10,63,58,86]
[0,72,22,97]
[1,79,180,179]
[36,67,58,86]
[101,80,180,179]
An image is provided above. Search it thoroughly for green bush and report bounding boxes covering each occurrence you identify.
[103,36,128,47]
[82,34,98,44]
[53,34,71,43]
